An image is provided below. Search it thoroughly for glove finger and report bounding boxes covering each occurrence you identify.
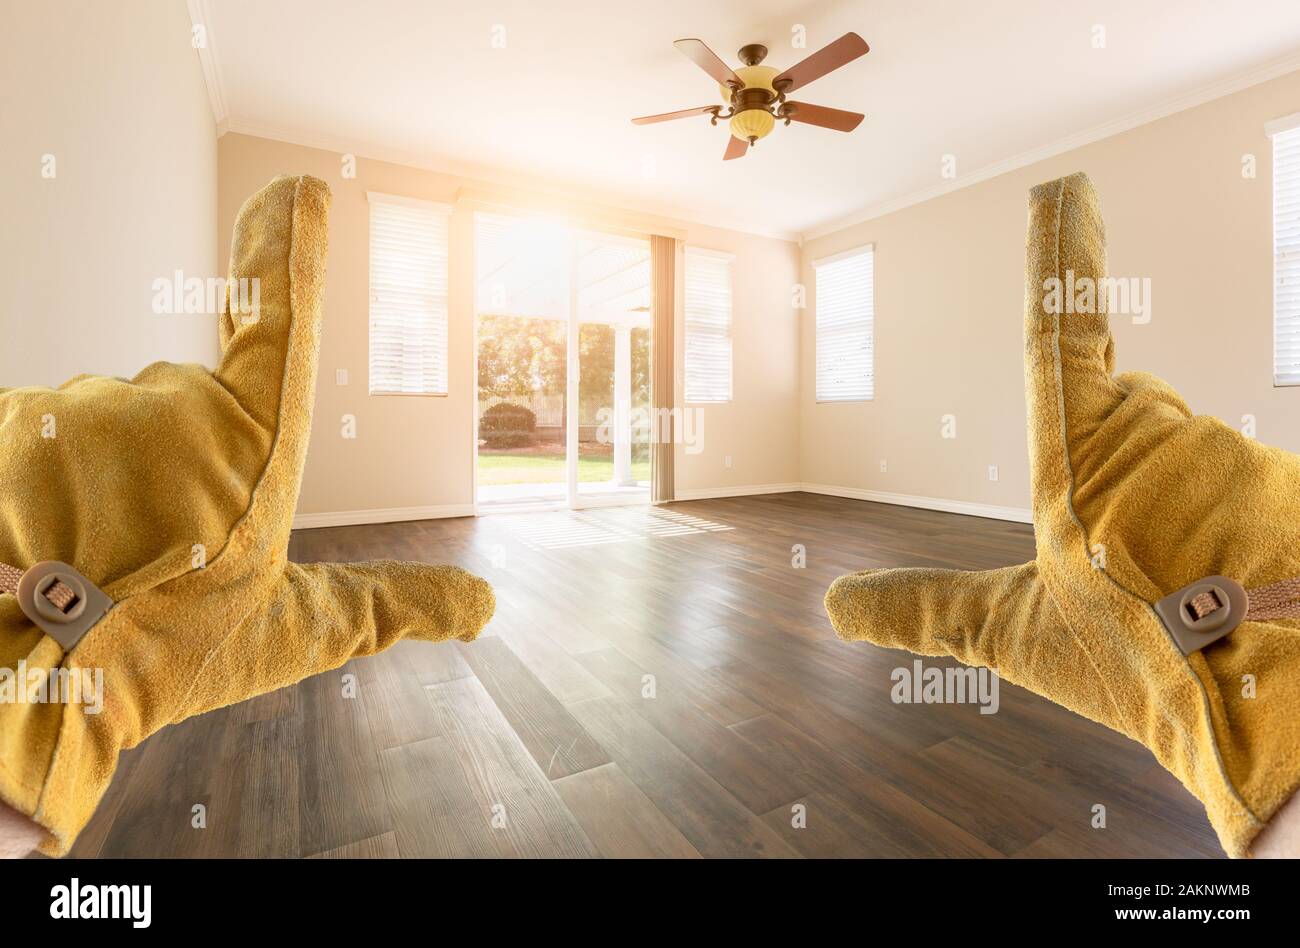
[826,561,1041,667]
[214,174,331,437]
[179,560,495,720]
[826,560,1125,728]
[1024,174,1128,491]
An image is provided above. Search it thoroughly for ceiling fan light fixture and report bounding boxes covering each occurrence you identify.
[717,65,778,104]
[634,34,870,159]
[729,107,774,143]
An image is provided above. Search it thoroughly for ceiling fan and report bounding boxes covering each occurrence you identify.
[632,33,869,160]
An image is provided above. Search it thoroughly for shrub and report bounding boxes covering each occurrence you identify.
[480,402,536,449]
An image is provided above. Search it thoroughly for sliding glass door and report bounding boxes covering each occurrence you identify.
[474,213,652,511]
[474,213,569,508]
[575,232,652,505]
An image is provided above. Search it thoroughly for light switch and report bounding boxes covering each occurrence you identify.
[335,369,348,386]
[879,460,888,473]
[988,465,999,482]
[724,455,733,470]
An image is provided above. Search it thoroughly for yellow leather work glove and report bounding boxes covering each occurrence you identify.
[0,174,495,856]
[825,172,1300,858]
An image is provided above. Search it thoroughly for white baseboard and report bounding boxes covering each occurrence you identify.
[799,483,1032,524]
[291,485,1030,527]
[672,483,804,502]
[292,503,476,530]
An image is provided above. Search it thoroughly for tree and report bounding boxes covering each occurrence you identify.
[477,315,565,400]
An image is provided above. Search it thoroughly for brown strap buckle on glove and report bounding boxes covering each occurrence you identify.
[0,561,113,651]
[1157,574,1300,655]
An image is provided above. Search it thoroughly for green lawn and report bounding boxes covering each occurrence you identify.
[477,451,650,485]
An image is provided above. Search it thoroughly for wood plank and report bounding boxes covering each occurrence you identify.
[238,717,300,858]
[297,661,393,858]
[591,620,766,726]
[378,737,501,858]
[493,621,611,705]
[568,695,800,858]
[552,763,702,858]
[397,638,474,686]
[233,682,299,725]
[456,636,610,780]
[576,647,805,815]
[733,714,1003,857]
[307,831,401,859]
[354,645,443,750]
[67,744,144,858]
[423,677,597,857]
[96,705,246,857]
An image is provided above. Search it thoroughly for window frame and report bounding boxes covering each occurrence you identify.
[367,191,453,397]
[683,245,735,404]
[813,243,875,404]
[1268,112,1300,388]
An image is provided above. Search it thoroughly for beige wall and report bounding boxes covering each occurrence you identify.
[800,69,1300,516]
[217,133,800,518]
[0,0,218,388]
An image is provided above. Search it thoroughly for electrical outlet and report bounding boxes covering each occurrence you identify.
[879,459,887,473]
[988,465,999,482]
[724,455,733,470]
[335,368,349,386]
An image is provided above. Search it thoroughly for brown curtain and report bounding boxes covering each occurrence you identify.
[650,235,676,504]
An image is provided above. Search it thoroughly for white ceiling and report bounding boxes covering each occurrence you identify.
[198,0,1300,239]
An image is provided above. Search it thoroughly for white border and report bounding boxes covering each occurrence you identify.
[291,485,1031,528]
[798,484,1031,523]
[292,504,476,530]
[673,483,803,501]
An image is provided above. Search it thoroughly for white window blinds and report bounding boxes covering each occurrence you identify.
[815,245,874,401]
[368,193,450,395]
[684,248,733,403]
[1274,123,1300,386]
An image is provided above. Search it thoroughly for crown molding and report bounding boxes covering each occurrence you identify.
[219,118,801,244]
[186,0,228,132]
[800,50,1300,242]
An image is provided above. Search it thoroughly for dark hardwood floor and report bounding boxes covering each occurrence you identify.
[69,493,1222,858]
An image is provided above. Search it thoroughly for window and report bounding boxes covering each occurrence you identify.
[684,248,733,402]
[1271,117,1300,386]
[814,244,874,402]
[368,192,450,395]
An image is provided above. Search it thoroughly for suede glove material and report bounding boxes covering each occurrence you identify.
[825,172,1300,858]
[0,175,495,856]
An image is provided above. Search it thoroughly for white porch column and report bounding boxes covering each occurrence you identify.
[613,324,633,486]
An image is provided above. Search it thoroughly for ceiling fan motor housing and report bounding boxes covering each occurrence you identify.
[719,65,779,142]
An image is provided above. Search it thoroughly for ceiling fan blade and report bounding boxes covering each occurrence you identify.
[674,38,742,88]
[631,105,718,125]
[773,32,869,94]
[723,136,748,160]
[784,101,865,132]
